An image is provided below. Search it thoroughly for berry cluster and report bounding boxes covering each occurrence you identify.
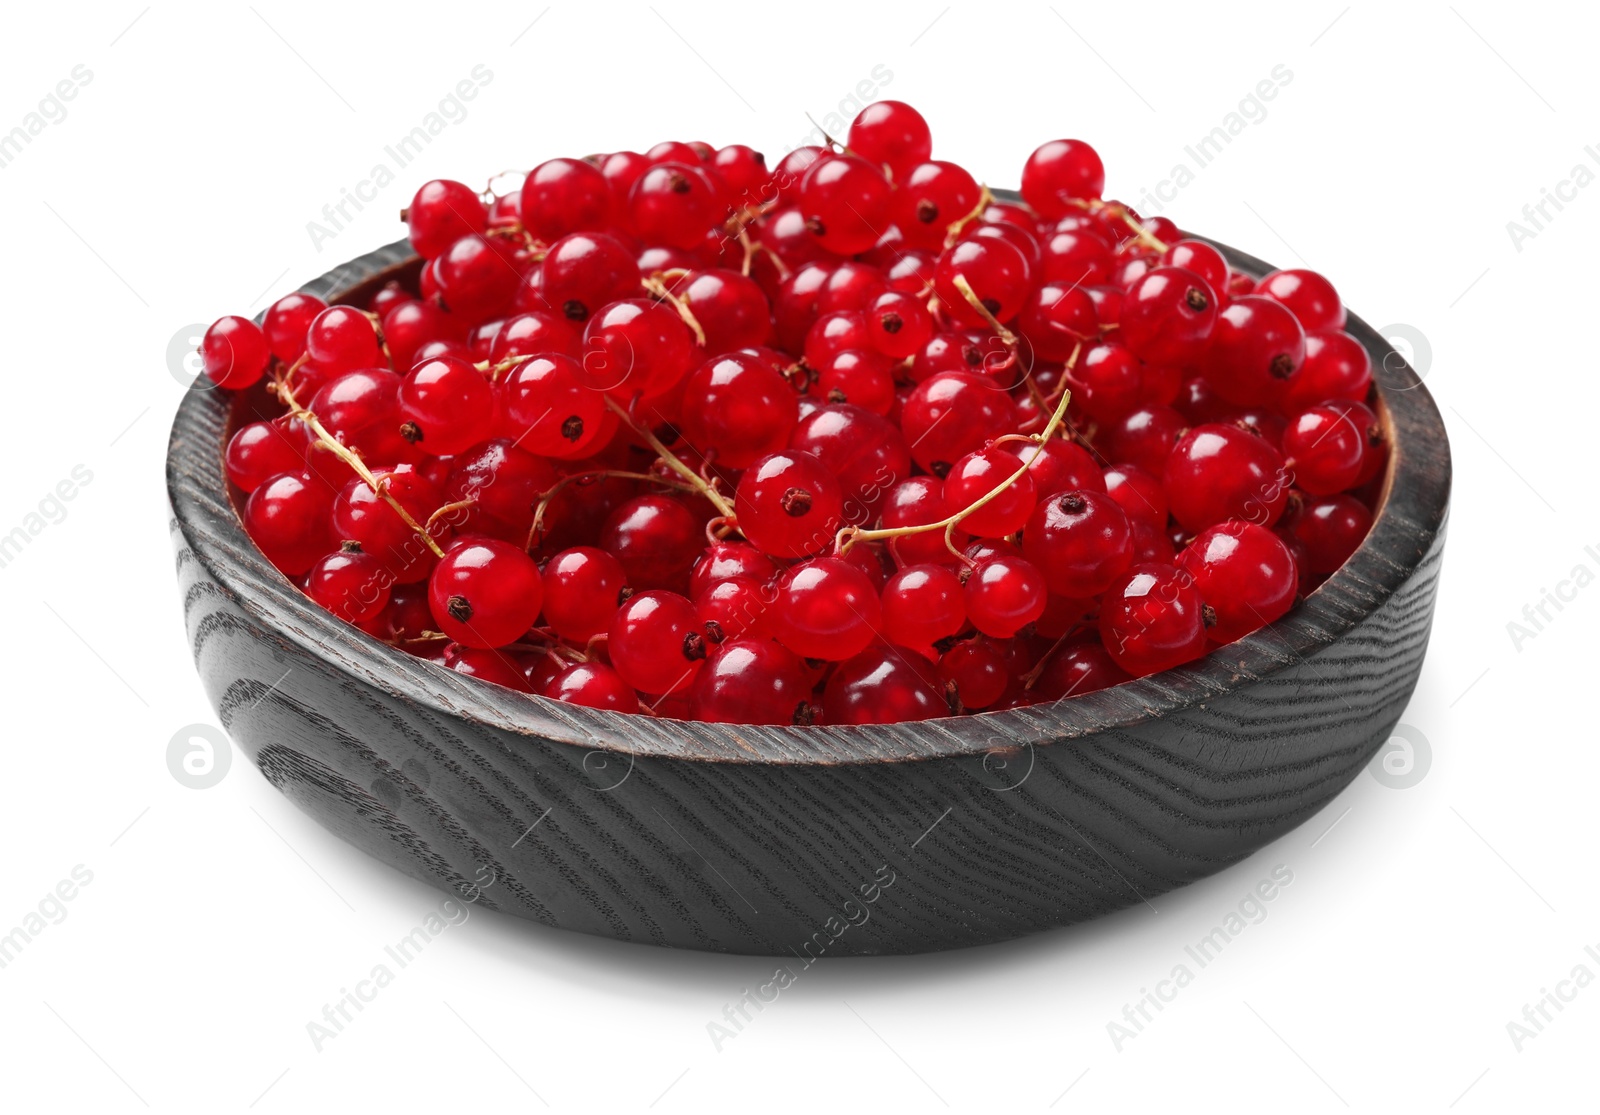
[203,100,1383,726]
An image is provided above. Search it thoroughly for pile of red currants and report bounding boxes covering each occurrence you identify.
[203,100,1383,726]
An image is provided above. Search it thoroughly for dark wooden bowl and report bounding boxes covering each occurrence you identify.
[167,231,1450,956]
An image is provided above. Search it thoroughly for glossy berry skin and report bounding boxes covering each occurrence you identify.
[1159,239,1229,299]
[679,353,798,469]
[446,645,532,692]
[678,269,773,352]
[865,291,934,359]
[1104,405,1189,475]
[444,440,558,538]
[1120,267,1218,367]
[1018,282,1097,362]
[541,232,642,322]
[900,372,1018,476]
[540,546,629,642]
[735,452,844,559]
[1040,226,1115,285]
[938,639,1009,709]
[226,419,305,493]
[788,404,911,526]
[1283,331,1372,413]
[881,564,966,650]
[1013,439,1105,499]
[1204,295,1307,407]
[1030,642,1131,702]
[1164,424,1291,531]
[1099,563,1209,677]
[398,354,494,455]
[1294,494,1372,574]
[407,179,487,258]
[1283,401,1375,495]
[579,298,696,399]
[880,476,969,565]
[848,100,933,180]
[1020,139,1106,216]
[499,353,608,459]
[263,293,327,364]
[306,305,382,374]
[1256,269,1344,334]
[935,236,1032,327]
[544,662,639,712]
[689,638,809,725]
[823,645,947,725]
[773,557,882,661]
[520,158,612,241]
[1177,521,1298,643]
[383,300,457,372]
[435,233,520,321]
[1102,463,1168,530]
[712,144,771,204]
[942,447,1036,537]
[608,590,706,695]
[600,496,703,594]
[629,163,724,250]
[1023,490,1134,598]
[814,348,895,415]
[306,545,390,623]
[491,310,581,362]
[694,576,772,643]
[427,538,544,649]
[245,473,333,576]
[201,316,271,389]
[965,556,1047,638]
[690,542,779,598]
[799,154,892,256]
[893,161,980,249]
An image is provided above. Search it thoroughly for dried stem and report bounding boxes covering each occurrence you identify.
[602,397,737,519]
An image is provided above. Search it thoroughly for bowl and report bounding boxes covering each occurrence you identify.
[166,231,1450,956]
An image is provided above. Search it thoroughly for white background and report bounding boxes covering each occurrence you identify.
[1,2,1594,1111]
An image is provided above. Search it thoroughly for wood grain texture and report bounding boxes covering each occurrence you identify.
[166,232,1451,955]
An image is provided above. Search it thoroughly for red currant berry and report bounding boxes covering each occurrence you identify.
[544,661,639,712]
[1176,520,1298,643]
[942,447,1036,536]
[787,404,911,526]
[600,495,704,594]
[541,546,629,642]
[679,353,798,469]
[934,236,1031,327]
[245,472,334,575]
[864,291,934,360]
[694,576,773,643]
[1103,405,1189,475]
[880,476,970,564]
[445,645,533,692]
[799,154,892,256]
[735,451,844,559]
[226,418,306,493]
[407,179,488,259]
[823,644,946,724]
[520,158,612,241]
[608,590,707,695]
[306,305,382,374]
[690,541,779,598]
[629,162,725,250]
[773,556,882,660]
[489,310,580,361]
[200,316,271,389]
[263,293,327,364]
[579,298,696,398]
[435,233,521,321]
[1021,139,1106,216]
[1282,331,1372,412]
[427,538,543,649]
[1204,295,1307,407]
[1023,489,1135,598]
[1120,266,1218,367]
[689,638,810,725]
[1030,642,1131,701]
[848,100,933,180]
[900,371,1018,476]
[893,160,980,249]
[1102,463,1167,530]
[1293,493,1372,574]
[398,354,494,455]
[382,300,458,372]
[938,638,1009,709]
[444,439,558,539]
[711,144,771,204]
[499,353,608,459]
[541,232,642,323]
[676,269,773,351]
[1164,423,1291,531]
[1099,563,1209,677]
[1283,401,1376,495]
[881,564,966,650]
[1013,438,1106,499]
[815,348,896,415]
[1159,239,1229,299]
[1255,268,1344,333]
[306,543,391,623]
[1040,225,1115,286]
[1018,282,1097,363]
[964,555,1047,638]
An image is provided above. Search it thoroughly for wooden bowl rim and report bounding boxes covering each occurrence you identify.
[167,227,1451,767]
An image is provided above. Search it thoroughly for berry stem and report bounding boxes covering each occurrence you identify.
[274,363,447,559]
[837,344,1080,556]
[942,184,995,248]
[639,274,707,346]
[525,468,703,552]
[602,397,737,519]
[948,273,1018,347]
